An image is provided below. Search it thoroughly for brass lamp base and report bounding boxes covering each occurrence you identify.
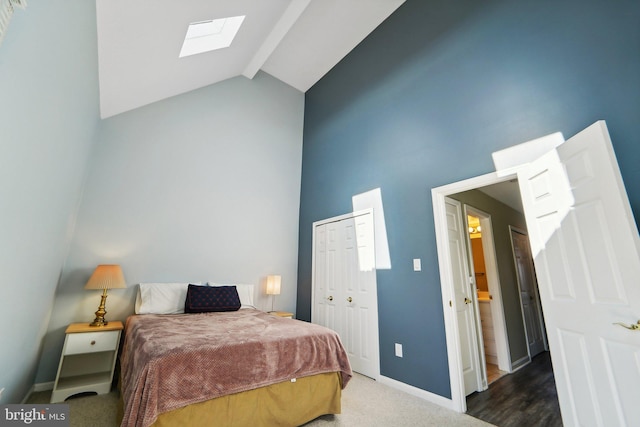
[90,289,109,327]
[90,318,109,327]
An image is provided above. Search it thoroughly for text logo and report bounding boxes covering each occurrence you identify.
[0,405,69,426]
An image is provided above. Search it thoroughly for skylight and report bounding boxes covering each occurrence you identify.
[179,15,245,58]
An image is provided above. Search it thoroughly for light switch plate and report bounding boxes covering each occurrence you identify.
[395,343,403,357]
[413,258,421,271]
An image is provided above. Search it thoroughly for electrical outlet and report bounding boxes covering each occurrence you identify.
[395,343,403,358]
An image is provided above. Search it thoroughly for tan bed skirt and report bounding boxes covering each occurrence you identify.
[120,372,343,427]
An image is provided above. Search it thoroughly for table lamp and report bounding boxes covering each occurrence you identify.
[84,264,126,327]
[266,275,281,312]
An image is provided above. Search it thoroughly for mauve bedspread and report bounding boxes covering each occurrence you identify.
[119,309,352,427]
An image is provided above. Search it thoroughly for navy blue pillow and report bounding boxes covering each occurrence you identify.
[184,284,241,313]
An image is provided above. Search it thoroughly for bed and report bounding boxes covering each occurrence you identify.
[119,283,352,427]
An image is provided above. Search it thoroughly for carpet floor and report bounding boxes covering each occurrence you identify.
[28,374,493,427]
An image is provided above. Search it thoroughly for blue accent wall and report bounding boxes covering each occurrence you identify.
[298,0,640,398]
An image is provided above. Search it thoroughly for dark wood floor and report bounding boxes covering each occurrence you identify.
[466,352,562,427]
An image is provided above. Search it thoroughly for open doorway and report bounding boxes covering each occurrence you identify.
[432,170,556,413]
[442,177,559,423]
[465,210,507,385]
[447,182,557,425]
[433,122,640,425]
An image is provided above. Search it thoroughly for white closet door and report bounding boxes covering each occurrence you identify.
[312,211,379,379]
[313,223,329,329]
[326,219,345,338]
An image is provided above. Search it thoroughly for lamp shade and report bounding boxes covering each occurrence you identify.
[266,275,281,295]
[84,265,127,290]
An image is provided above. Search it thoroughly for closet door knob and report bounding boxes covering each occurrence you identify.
[347,297,353,303]
[327,296,333,301]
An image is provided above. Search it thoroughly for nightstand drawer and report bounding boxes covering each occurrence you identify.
[65,331,119,355]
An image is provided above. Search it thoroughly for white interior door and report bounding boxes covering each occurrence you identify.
[312,210,380,379]
[446,198,482,395]
[316,221,344,337]
[510,227,546,358]
[465,205,512,373]
[517,121,640,426]
[343,213,379,378]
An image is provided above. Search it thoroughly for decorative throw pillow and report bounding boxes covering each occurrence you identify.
[184,284,241,313]
[207,283,255,308]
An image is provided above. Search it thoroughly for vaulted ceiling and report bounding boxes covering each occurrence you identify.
[96,0,405,118]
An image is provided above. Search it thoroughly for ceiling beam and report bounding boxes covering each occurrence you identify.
[242,0,311,80]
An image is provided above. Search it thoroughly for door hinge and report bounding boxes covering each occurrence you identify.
[449,300,452,307]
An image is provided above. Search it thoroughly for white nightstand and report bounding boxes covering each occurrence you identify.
[50,321,123,403]
[270,311,294,319]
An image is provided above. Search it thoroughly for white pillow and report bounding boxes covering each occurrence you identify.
[208,283,255,308]
[135,282,196,314]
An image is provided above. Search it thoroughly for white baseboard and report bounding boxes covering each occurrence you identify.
[511,355,530,372]
[20,385,34,404]
[21,382,54,404]
[33,382,54,392]
[378,375,457,412]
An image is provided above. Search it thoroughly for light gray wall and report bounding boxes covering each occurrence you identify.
[35,72,305,383]
[0,1,99,402]
[449,189,529,364]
